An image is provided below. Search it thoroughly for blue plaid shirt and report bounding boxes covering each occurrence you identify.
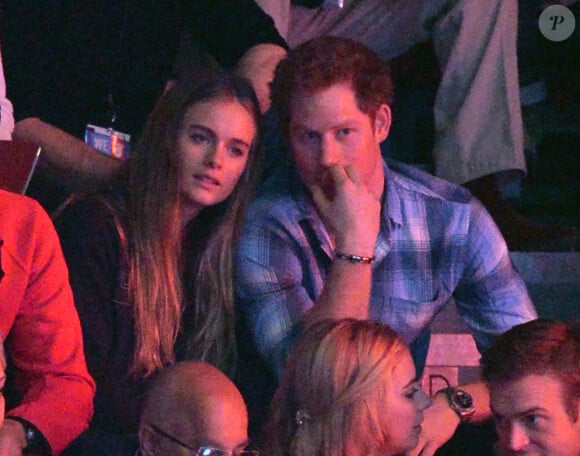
[236,160,536,377]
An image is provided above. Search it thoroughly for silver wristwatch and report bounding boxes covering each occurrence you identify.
[436,386,475,422]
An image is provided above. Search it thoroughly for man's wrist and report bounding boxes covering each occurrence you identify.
[432,392,462,430]
[334,239,376,258]
[435,387,475,423]
[4,417,51,455]
[2,418,27,450]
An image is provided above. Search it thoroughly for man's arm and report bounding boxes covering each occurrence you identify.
[0,421,26,456]
[237,165,381,376]
[303,166,381,327]
[13,118,122,191]
[184,0,287,70]
[454,198,536,349]
[0,47,15,140]
[180,0,288,113]
[409,382,491,456]
[3,198,95,455]
[410,199,536,456]
[236,43,287,113]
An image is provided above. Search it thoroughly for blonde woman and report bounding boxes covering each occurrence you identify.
[265,319,432,456]
[55,72,263,454]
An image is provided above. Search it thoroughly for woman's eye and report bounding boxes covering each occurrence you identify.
[405,386,419,399]
[404,380,426,400]
[191,133,209,144]
[229,146,245,157]
[302,131,319,143]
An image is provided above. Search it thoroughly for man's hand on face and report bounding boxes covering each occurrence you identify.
[309,164,381,257]
[406,393,460,456]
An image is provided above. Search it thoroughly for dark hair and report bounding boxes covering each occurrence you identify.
[270,36,394,136]
[125,71,262,377]
[483,318,580,420]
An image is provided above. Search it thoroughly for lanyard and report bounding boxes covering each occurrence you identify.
[106,1,130,127]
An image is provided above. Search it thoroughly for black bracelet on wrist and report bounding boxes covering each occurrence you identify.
[334,251,375,264]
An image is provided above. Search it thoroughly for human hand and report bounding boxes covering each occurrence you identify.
[407,394,460,456]
[0,420,27,456]
[309,165,381,256]
[236,44,287,113]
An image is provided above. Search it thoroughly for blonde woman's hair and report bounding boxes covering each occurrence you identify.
[265,319,408,456]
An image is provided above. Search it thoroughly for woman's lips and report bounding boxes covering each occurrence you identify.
[194,174,220,185]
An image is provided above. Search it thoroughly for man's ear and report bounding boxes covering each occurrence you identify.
[139,425,159,456]
[373,104,392,143]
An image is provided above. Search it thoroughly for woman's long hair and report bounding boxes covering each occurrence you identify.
[126,72,262,378]
[265,319,407,456]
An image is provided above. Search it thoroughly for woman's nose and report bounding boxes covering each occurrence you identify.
[203,145,224,169]
[418,389,433,411]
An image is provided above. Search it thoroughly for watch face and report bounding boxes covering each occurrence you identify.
[453,390,474,409]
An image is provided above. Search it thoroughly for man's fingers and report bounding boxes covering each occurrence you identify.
[344,164,362,185]
[407,444,421,456]
[419,442,437,456]
[407,438,439,456]
[407,439,427,456]
[326,165,349,186]
[309,183,329,212]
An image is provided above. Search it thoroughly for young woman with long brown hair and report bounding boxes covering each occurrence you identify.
[55,71,263,454]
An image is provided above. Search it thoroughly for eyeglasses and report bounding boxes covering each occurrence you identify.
[197,448,259,456]
[148,424,259,456]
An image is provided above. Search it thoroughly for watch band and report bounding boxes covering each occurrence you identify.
[436,386,475,422]
[5,417,52,455]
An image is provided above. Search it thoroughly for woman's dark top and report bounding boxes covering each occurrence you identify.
[54,189,150,455]
[55,184,220,454]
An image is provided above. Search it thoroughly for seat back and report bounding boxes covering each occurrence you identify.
[0,140,41,194]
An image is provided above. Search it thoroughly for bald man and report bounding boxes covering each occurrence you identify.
[138,362,255,456]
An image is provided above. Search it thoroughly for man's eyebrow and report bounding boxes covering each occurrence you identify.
[333,119,361,128]
[291,122,359,136]
[516,407,547,416]
[491,405,547,417]
[291,124,317,132]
